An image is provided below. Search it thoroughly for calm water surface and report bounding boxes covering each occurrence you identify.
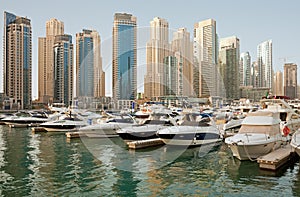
[0,125,299,196]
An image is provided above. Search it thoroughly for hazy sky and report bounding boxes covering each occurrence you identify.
[1,0,300,99]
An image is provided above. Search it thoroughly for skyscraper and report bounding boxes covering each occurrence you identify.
[240,52,251,86]
[257,40,273,89]
[3,11,32,109]
[193,19,218,98]
[284,63,297,99]
[112,13,137,101]
[163,56,178,96]
[76,29,105,98]
[144,17,170,99]
[171,28,193,97]
[38,18,64,103]
[273,71,283,96]
[218,36,240,100]
[53,34,73,106]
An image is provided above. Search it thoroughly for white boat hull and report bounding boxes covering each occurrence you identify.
[161,138,222,146]
[227,142,281,160]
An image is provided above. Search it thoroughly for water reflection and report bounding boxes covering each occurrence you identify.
[0,126,13,195]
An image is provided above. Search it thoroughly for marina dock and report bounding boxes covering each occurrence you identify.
[257,145,297,170]
[31,127,47,132]
[127,138,165,149]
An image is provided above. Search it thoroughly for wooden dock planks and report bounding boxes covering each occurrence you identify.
[127,139,165,149]
[257,145,295,170]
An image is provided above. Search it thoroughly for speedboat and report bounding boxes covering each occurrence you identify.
[79,114,138,137]
[40,114,87,132]
[2,110,60,127]
[290,129,300,156]
[225,111,284,160]
[117,113,176,142]
[221,116,244,138]
[156,113,222,147]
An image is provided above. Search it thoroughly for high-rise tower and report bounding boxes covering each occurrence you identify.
[284,63,297,99]
[53,34,73,106]
[193,19,218,98]
[257,40,272,89]
[38,18,64,103]
[3,11,32,109]
[144,17,170,99]
[240,52,251,86]
[218,36,240,100]
[76,29,105,98]
[112,13,137,101]
[171,28,193,97]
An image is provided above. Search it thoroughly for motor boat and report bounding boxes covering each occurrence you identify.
[290,129,300,157]
[79,114,138,137]
[40,114,87,132]
[156,113,222,147]
[2,110,60,127]
[225,111,285,160]
[260,98,300,136]
[221,116,244,138]
[117,113,176,142]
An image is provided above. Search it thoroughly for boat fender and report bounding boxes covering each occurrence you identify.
[283,126,290,136]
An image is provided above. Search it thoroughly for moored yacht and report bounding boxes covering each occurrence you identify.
[40,113,87,132]
[225,111,284,160]
[290,129,300,156]
[2,110,60,127]
[117,113,176,142]
[157,113,222,147]
[79,114,138,137]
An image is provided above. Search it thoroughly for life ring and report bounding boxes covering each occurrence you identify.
[283,126,290,136]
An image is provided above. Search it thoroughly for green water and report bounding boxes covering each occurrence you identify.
[0,125,299,196]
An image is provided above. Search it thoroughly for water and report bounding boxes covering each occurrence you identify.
[0,125,299,196]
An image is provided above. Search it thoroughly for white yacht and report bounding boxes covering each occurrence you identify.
[225,111,284,160]
[260,98,300,136]
[79,114,137,137]
[117,113,176,142]
[2,110,60,127]
[290,129,300,156]
[157,113,222,147]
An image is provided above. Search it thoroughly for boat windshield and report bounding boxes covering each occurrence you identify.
[239,125,280,136]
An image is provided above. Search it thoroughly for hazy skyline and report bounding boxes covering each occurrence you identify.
[1,0,300,99]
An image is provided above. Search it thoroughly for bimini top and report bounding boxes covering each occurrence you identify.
[242,111,281,125]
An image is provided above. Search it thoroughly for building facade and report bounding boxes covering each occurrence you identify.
[144,17,170,99]
[218,36,240,100]
[3,11,32,109]
[257,40,273,89]
[273,71,283,96]
[193,19,218,98]
[76,29,105,98]
[240,52,251,86]
[284,63,297,99]
[171,28,193,97]
[38,18,64,103]
[53,34,73,106]
[112,13,137,101]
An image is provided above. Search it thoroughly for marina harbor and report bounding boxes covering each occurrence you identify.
[1,97,300,195]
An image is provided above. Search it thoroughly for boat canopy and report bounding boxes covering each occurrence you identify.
[239,124,280,136]
[242,111,280,125]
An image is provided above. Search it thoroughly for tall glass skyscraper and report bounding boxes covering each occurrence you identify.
[257,40,273,89]
[112,13,137,100]
[240,52,251,86]
[53,34,73,106]
[76,29,105,98]
[3,11,32,109]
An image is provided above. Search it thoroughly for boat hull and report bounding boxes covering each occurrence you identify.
[158,132,221,146]
[227,142,281,160]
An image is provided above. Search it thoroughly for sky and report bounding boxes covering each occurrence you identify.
[1,0,300,99]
